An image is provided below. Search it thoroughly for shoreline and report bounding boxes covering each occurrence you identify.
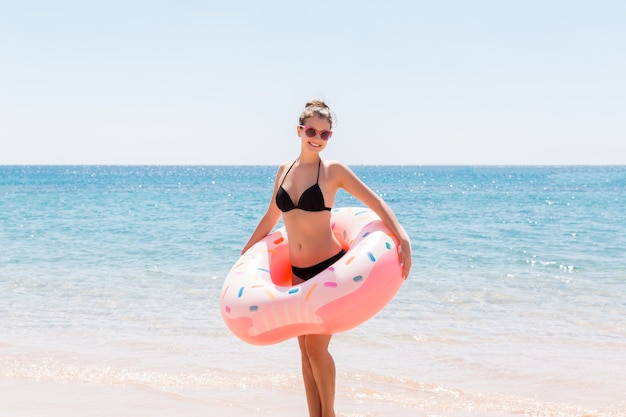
[1,376,622,417]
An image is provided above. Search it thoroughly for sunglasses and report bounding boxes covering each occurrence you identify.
[299,125,333,141]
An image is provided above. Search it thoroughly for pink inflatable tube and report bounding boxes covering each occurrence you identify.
[220,207,406,345]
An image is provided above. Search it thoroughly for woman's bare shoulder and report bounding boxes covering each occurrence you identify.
[277,160,294,173]
[325,159,354,175]
[323,159,349,169]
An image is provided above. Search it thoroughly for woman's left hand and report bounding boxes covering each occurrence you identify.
[398,239,412,280]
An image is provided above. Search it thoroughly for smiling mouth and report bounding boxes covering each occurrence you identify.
[308,141,322,147]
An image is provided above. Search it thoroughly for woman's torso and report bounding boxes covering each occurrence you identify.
[276,159,343,268]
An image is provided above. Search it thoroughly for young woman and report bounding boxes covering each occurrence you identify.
[241,99,412,417]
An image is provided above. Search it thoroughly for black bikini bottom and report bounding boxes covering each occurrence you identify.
[291,249,347,281]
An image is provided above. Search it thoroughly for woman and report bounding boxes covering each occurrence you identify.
[241,99,412,417]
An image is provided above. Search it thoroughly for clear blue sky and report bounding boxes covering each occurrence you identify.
[1,0,624,165]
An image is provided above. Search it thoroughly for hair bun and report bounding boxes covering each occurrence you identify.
[305,99,329,109]
[299,98,335,128]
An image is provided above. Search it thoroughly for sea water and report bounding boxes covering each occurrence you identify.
[1,165,625,416]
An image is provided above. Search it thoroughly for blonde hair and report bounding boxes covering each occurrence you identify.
[298,99,335,129]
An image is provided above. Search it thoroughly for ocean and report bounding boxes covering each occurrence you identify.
[1,165,625,416]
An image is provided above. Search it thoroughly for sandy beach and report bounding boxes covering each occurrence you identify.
[0,378,431,417]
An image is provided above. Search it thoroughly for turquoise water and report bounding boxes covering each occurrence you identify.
[1,165,625,416]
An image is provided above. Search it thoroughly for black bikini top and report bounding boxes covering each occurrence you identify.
[275,159,332,213]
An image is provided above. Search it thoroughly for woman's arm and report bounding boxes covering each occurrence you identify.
[241,166,284,255]
[333,162,412,278]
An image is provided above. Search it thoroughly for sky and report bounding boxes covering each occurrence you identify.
[1,0,624,165]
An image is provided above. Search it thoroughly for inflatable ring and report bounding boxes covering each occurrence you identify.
[220,207,406,345]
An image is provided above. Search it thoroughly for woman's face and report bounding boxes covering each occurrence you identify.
[297,116,332,153]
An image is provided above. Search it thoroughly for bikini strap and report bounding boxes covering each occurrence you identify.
[280,159,298,186]
[316,159,322,183]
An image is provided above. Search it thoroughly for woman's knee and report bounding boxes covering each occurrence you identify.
[302,335,332,359]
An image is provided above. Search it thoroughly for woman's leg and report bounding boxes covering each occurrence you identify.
[298,334,336,417]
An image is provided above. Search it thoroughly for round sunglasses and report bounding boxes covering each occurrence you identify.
[299,125,333,141]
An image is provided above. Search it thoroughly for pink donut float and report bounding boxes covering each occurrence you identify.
[220,207,406,345]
